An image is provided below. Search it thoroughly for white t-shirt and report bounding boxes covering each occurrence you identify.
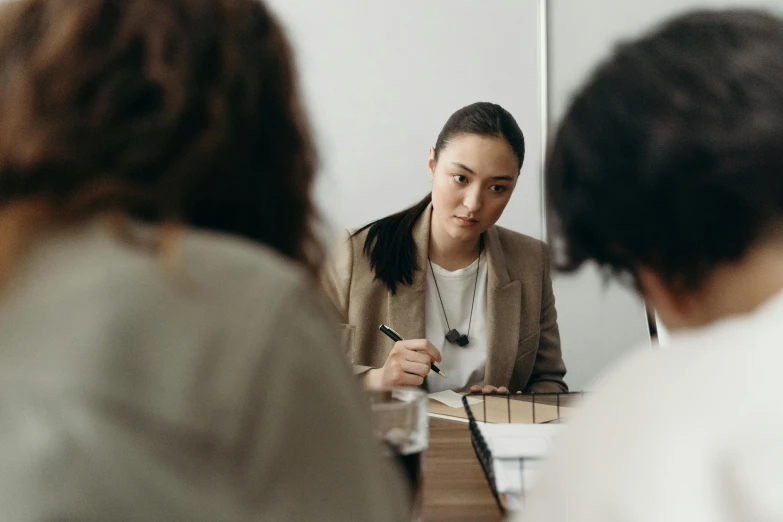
[514,288,783,522]
[424,255,488,393]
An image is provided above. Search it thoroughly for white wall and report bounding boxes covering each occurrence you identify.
[266,0,547,241]
[267,0,783,392]
[548,0,781,389]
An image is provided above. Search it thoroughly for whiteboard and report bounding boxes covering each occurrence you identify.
[266,0,547,241]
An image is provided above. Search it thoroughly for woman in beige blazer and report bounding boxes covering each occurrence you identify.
[323,103,567,394]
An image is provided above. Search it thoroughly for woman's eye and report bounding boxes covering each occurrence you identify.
[490,185,507,193]
[453,175,468,184]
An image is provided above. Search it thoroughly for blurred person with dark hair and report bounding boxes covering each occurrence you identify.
[0,0,408,520]
[513,9,783,522]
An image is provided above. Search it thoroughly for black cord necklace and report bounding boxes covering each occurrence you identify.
[428,237,483,347]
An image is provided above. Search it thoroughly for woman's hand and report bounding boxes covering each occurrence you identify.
[364,339,441,389]
[469,384,509,394]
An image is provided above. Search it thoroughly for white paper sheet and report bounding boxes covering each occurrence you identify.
[428,390,483,409]
[478,424,561,495]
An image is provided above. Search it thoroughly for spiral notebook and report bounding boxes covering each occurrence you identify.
[459,393,585,513]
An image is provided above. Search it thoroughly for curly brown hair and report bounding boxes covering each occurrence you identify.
[0,0,321,272]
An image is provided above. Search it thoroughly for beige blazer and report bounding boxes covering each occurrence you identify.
[0,220,409,522]
[322,205,567,393]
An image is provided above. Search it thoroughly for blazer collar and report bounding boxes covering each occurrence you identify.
[483,225,511,288]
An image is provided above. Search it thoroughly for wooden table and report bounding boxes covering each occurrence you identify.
[422,416,502,522]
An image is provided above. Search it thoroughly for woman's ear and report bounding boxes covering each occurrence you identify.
[427,147,436,178]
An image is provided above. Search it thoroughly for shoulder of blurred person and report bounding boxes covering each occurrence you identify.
[515,288,783,522]
[0,218,410,522]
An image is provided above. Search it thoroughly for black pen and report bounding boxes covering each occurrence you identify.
[378,324,446,378]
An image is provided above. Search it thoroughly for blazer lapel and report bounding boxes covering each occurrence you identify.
[483,226,522,387]
[387,204,431,341]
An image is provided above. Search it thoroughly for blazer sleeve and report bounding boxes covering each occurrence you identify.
[320,230,373,376]
[525,242,568,393]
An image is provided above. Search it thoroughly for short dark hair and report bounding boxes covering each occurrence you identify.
[547,9,783,290]
[357,102,525,294]
[0,0,321,272]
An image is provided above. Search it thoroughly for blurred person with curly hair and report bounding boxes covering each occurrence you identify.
[0,0,408,520]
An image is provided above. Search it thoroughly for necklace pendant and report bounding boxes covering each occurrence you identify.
[445,329,470,347]
[445,329,461,343]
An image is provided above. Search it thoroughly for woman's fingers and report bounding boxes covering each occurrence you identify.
[400,359,430,377]
[399,339,442,363]
[400,347,431,366]
[469,385,510,394]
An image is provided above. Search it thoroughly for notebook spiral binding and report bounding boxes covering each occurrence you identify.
[461,392,585,514]
[462,394,504,512]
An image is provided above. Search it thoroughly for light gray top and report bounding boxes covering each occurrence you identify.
[0,219,408,522]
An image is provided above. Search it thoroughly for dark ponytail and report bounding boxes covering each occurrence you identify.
[355,102,525,294]
[354,193,432,295]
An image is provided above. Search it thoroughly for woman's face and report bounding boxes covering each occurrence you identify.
[429,133,519,245]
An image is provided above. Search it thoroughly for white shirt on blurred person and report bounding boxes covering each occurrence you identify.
[514,288,783,522]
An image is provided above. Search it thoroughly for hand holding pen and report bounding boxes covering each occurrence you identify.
[363,324,445,389]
